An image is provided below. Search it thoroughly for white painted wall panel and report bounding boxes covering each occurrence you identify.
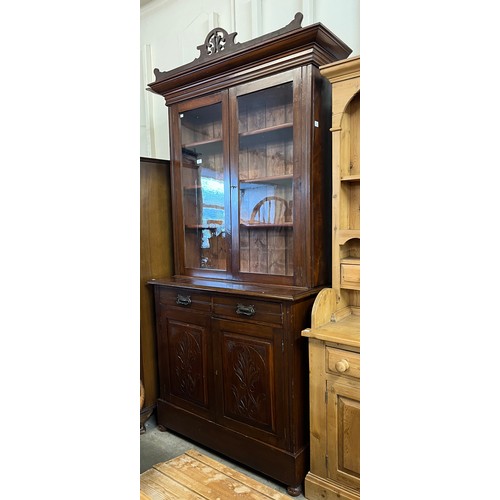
[262,0,302,36]
[140,0,360,159]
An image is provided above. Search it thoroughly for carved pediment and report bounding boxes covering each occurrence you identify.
[196,27,239,61]
[152,12,304,83]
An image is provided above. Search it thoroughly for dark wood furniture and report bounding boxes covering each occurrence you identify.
[146,13,351,496]
[140,157,173,431]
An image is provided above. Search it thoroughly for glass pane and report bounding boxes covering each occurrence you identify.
[237,83,294,276]
[180,103,227,271]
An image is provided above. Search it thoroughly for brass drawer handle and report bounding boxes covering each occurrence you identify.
[176,294,192,306]
[236,303,256,316]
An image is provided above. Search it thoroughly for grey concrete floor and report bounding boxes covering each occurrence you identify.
[140,412,306,499]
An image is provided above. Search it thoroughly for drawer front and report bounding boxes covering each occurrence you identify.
[212,296,283,325]
[341,263,360,287]
[326,346,360,379]
[157,287,212,312]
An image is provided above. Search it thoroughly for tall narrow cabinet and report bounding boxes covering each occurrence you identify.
[140,157,173,430]
[302,56,360,500]
[146,14,352,496]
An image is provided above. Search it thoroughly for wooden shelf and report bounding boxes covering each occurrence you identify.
[239,122,293,138]
[341,175,360,182]
[183,138,222,149]
[240,174,293,185]
[302,313,360,348]
[240,222,293,228]
[185,224,223,230]
[340,257,359,264]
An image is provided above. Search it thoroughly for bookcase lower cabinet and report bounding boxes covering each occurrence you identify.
[150,279,318,496]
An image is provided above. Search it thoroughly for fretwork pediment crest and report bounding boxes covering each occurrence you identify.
[196,27,239,61]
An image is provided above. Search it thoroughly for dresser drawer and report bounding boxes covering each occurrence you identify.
[212,295,283,325]
[326,346,360,379]
[341,263,360,287]
[157,287,212,312]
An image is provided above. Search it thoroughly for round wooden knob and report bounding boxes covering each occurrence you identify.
[335,359,349,373]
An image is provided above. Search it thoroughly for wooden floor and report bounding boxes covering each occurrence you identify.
[140,449,290,499]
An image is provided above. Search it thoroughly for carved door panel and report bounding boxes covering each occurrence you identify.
[157,305,214,420]
[212,318,286,447]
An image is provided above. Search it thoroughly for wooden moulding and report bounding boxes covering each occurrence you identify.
[147,275,321,302]
[305,472,360,500]
[319,55,360,83]
[321,56,360,132]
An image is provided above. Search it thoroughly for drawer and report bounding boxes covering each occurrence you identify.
[157,287,212,312]
[212,295,283,325]
[326,346,360,379]
[341,263,360,287]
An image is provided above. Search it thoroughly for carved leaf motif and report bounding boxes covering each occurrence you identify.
[174,330,201,399]
[229,342,267,420]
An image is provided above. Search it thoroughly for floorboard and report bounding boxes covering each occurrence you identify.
[140,449,290,499]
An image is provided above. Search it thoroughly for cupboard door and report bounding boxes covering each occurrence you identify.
[157,306,214,420]
[212,318,285,447]
[171,92,231,278]
[326,377,360,491]
[230,72,298,283]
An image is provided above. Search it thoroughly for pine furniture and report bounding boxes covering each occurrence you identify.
[146,14,352,496]
[301,56,360,499]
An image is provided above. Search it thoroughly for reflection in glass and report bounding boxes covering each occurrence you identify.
[180,103,227,271]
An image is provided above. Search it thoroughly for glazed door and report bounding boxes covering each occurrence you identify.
[212,317,286,447]
[170,92,231,279]
[229,70,300,285]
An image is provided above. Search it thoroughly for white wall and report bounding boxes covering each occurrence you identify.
[140,0,360,159]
